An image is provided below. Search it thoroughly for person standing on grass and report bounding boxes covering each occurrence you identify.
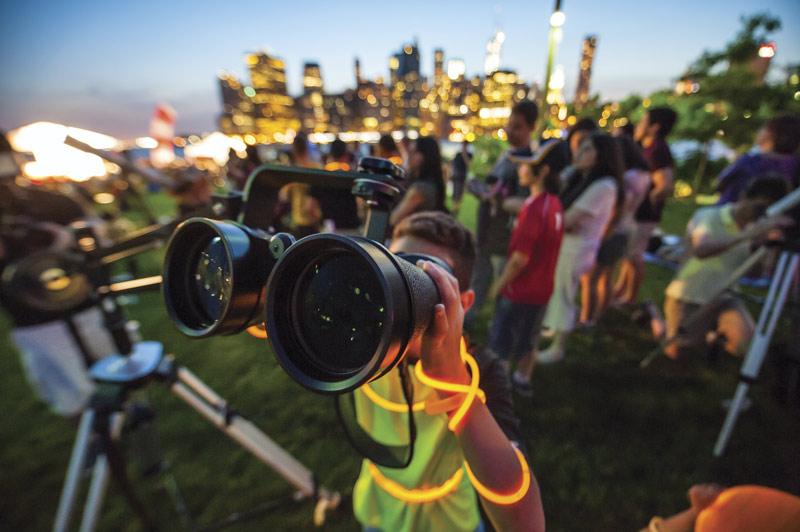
[537,133,624,364]
[614,107,677,306]
[389,136,447,227]
[464,100,538,329]
[579,136,651,325]
[486,140,568,397]
[279,132,322,238]
[450,140,472,215]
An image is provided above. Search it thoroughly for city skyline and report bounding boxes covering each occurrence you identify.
[2,0,798,138]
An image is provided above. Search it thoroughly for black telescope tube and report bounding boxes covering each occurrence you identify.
[265,234,443,394]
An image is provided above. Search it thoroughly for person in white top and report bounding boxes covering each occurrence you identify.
[659,176,791,360]
[538,133,624,364]
[580,136,652,325]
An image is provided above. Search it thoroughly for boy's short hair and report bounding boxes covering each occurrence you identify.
[744,175,789,204]
[511,100,539,128]
[648,107,678,137]
[392,211,476,290]
[330,139,347,159]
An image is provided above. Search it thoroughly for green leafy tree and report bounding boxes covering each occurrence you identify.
[670,13,799,194]
[468,136,507,180]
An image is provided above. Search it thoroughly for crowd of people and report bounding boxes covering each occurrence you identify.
[3,99,800,531]
[236,103,797,531]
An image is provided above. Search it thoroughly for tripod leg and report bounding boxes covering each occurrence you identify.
[170,367,341,523]
[714,252,799,456]
[54,409,95,532]
[96,412,159,532]
[78,412,124,532]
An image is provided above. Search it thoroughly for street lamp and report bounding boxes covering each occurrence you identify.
[540,1,565,138]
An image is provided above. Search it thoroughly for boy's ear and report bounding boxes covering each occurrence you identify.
[460,289,475,313]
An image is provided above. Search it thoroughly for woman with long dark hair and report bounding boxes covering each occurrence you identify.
[389,136,447,226]
[581,136,652,324]
[538,132,624,363]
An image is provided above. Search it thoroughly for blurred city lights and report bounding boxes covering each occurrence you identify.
[549,66,565,90]
[8,122,119,182]
[135,137,158,149]
[184,132,247,165]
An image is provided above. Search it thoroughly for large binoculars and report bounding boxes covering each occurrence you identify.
[162,159,449,394]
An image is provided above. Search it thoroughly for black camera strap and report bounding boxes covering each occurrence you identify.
[334,360,417,469]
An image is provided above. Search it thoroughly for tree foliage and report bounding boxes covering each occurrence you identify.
[672,13,798,153]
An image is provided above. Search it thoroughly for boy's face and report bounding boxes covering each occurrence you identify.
[505,112,534,149]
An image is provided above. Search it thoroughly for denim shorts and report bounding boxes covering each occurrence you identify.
[488,296,546,360]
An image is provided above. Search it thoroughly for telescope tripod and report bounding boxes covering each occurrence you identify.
[714,249,799,456]
[53,342,340,532]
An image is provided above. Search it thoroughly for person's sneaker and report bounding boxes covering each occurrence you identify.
[536,348,565,365]
[511,372,533,398]
[539,327,556,339]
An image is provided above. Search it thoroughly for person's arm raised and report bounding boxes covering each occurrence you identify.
[418,261,545,532]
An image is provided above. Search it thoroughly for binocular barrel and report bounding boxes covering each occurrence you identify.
[162,222,445,393]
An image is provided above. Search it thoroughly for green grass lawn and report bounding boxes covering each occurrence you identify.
[1,195,798,532]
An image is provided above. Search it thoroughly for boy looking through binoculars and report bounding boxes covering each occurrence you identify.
[352,211,544,532]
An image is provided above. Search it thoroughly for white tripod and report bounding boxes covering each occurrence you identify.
[53,342,340,532]
[713,249,799,456]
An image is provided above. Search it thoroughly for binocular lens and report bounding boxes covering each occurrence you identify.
[164,218,276,338]
[192,236,232,327]
[294,252,387,373]
[267,234,444,394]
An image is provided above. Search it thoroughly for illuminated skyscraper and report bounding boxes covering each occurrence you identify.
[217,72,254,135]
[390,41,423,129]
[484,28,505,75]
[479,70,528,135]
[433,49,445,89]
[355,57,362,85]
[300,62,329,132]
[574,35,597,112]
[246,51,299,139]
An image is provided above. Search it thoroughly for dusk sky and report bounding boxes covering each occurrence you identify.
[1,0,798,139]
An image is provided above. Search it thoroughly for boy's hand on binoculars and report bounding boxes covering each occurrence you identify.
[418,260,470,385]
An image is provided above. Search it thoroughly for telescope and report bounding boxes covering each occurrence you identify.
[162,158,452,394]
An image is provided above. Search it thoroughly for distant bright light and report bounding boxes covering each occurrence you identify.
[135,137,158,149]
[407,130,419,140]
[93,192,116,204]
[496,31,505,44]
[550,11,566,27]
[184,132,248,165]
[478,107,512,120]
[758,43,775,58]
[308,132,337,144]
[447,59,465,80]
[8,122,119,182]
[549,66,565,90]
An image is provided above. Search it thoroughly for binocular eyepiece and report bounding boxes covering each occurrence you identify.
[162,219,448,394]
